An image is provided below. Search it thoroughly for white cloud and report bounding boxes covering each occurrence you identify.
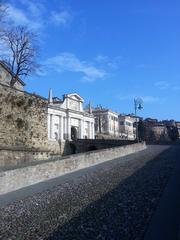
[95,55,109,63]
[95,54,123,70]
[155,81,169,90]
[172,85,180,91]
[44,53,106,82]
[0,43,10,57]
[136,63,153,69]
[51,11,73,26]
[7,4,29,25]
[117,94,166,104]
[19,0,45,18]
[117,94,136,101]
[6,2,73,31]
[142,96,164,103]
[155,80,180,91]
[6,3,44,30]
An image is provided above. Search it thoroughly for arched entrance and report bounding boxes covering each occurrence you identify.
[71,126,78,140]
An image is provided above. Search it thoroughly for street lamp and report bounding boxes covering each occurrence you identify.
[134,97,143,142]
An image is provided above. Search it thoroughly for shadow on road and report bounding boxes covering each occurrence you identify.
[47,146,180,240]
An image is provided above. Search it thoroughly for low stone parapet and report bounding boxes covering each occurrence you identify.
[0,145,52,169]
[72,139,137,153]
[0,142,146,195]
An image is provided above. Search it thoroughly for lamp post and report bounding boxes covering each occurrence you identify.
[134,97,143,142]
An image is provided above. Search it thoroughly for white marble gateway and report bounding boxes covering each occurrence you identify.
[48,90,95,141]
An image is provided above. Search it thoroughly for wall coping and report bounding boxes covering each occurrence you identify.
[0,82,47,101]
[0,142,147,195]
[1,142,146,173]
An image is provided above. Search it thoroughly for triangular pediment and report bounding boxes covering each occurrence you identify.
[64,93,84,102]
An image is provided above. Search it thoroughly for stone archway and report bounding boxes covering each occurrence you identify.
[71,126,78,140]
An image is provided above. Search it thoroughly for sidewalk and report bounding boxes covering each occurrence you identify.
[144,152,180,240]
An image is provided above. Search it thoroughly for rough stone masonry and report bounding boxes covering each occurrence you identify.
[0,83,51,168]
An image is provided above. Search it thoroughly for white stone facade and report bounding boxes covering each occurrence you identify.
[93,107,138,140]
[93,108,119,137]
[118,115,136,140]
[48,92,95,142]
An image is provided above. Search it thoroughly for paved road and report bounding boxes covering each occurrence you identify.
[144,146,180,240]
[0,145,179,240]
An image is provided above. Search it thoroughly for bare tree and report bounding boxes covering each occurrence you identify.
[2,26,39,87]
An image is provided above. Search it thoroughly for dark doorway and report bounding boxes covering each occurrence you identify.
[71,126,78,140]
[87,145,98,151]
[70,143,76,154]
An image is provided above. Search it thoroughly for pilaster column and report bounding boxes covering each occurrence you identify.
[89,121,91,139]
[48,113,51,139]
[60,116,64,140]
[80,119,84,139]
[107,116,110,135]
[91,122,95,139]
[67,117,71,140]
[49,114,53,139]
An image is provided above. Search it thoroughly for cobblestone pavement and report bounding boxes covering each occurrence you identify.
[0,145,179,240]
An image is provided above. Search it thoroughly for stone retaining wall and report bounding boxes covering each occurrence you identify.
[0,142,146,195]
[0,146,51,170]
[0,83,60,168]
[0,83,48,148]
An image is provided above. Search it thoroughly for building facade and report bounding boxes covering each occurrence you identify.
[93,107,119,138]
[141,118,170,142]
[92,108,140,140]
[48,91,95,142]
[176,122,180,137]
[118,115,136,140]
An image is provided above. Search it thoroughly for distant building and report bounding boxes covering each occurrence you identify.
[162,120,176,127]
[93,106,119,138]
[118,115,136,140]
[144,118,158,125]
[141,118,170,142]
[175,122,180,138]
[151,124,169,142]
[0,61,25,90]
[126,114,142,124]
[48,90,95,142]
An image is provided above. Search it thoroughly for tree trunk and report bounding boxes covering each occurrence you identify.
[10,76,17,87]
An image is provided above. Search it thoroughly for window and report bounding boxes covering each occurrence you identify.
[126,121,132,127]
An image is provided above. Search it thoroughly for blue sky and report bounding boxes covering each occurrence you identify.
[7,0,180,120]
